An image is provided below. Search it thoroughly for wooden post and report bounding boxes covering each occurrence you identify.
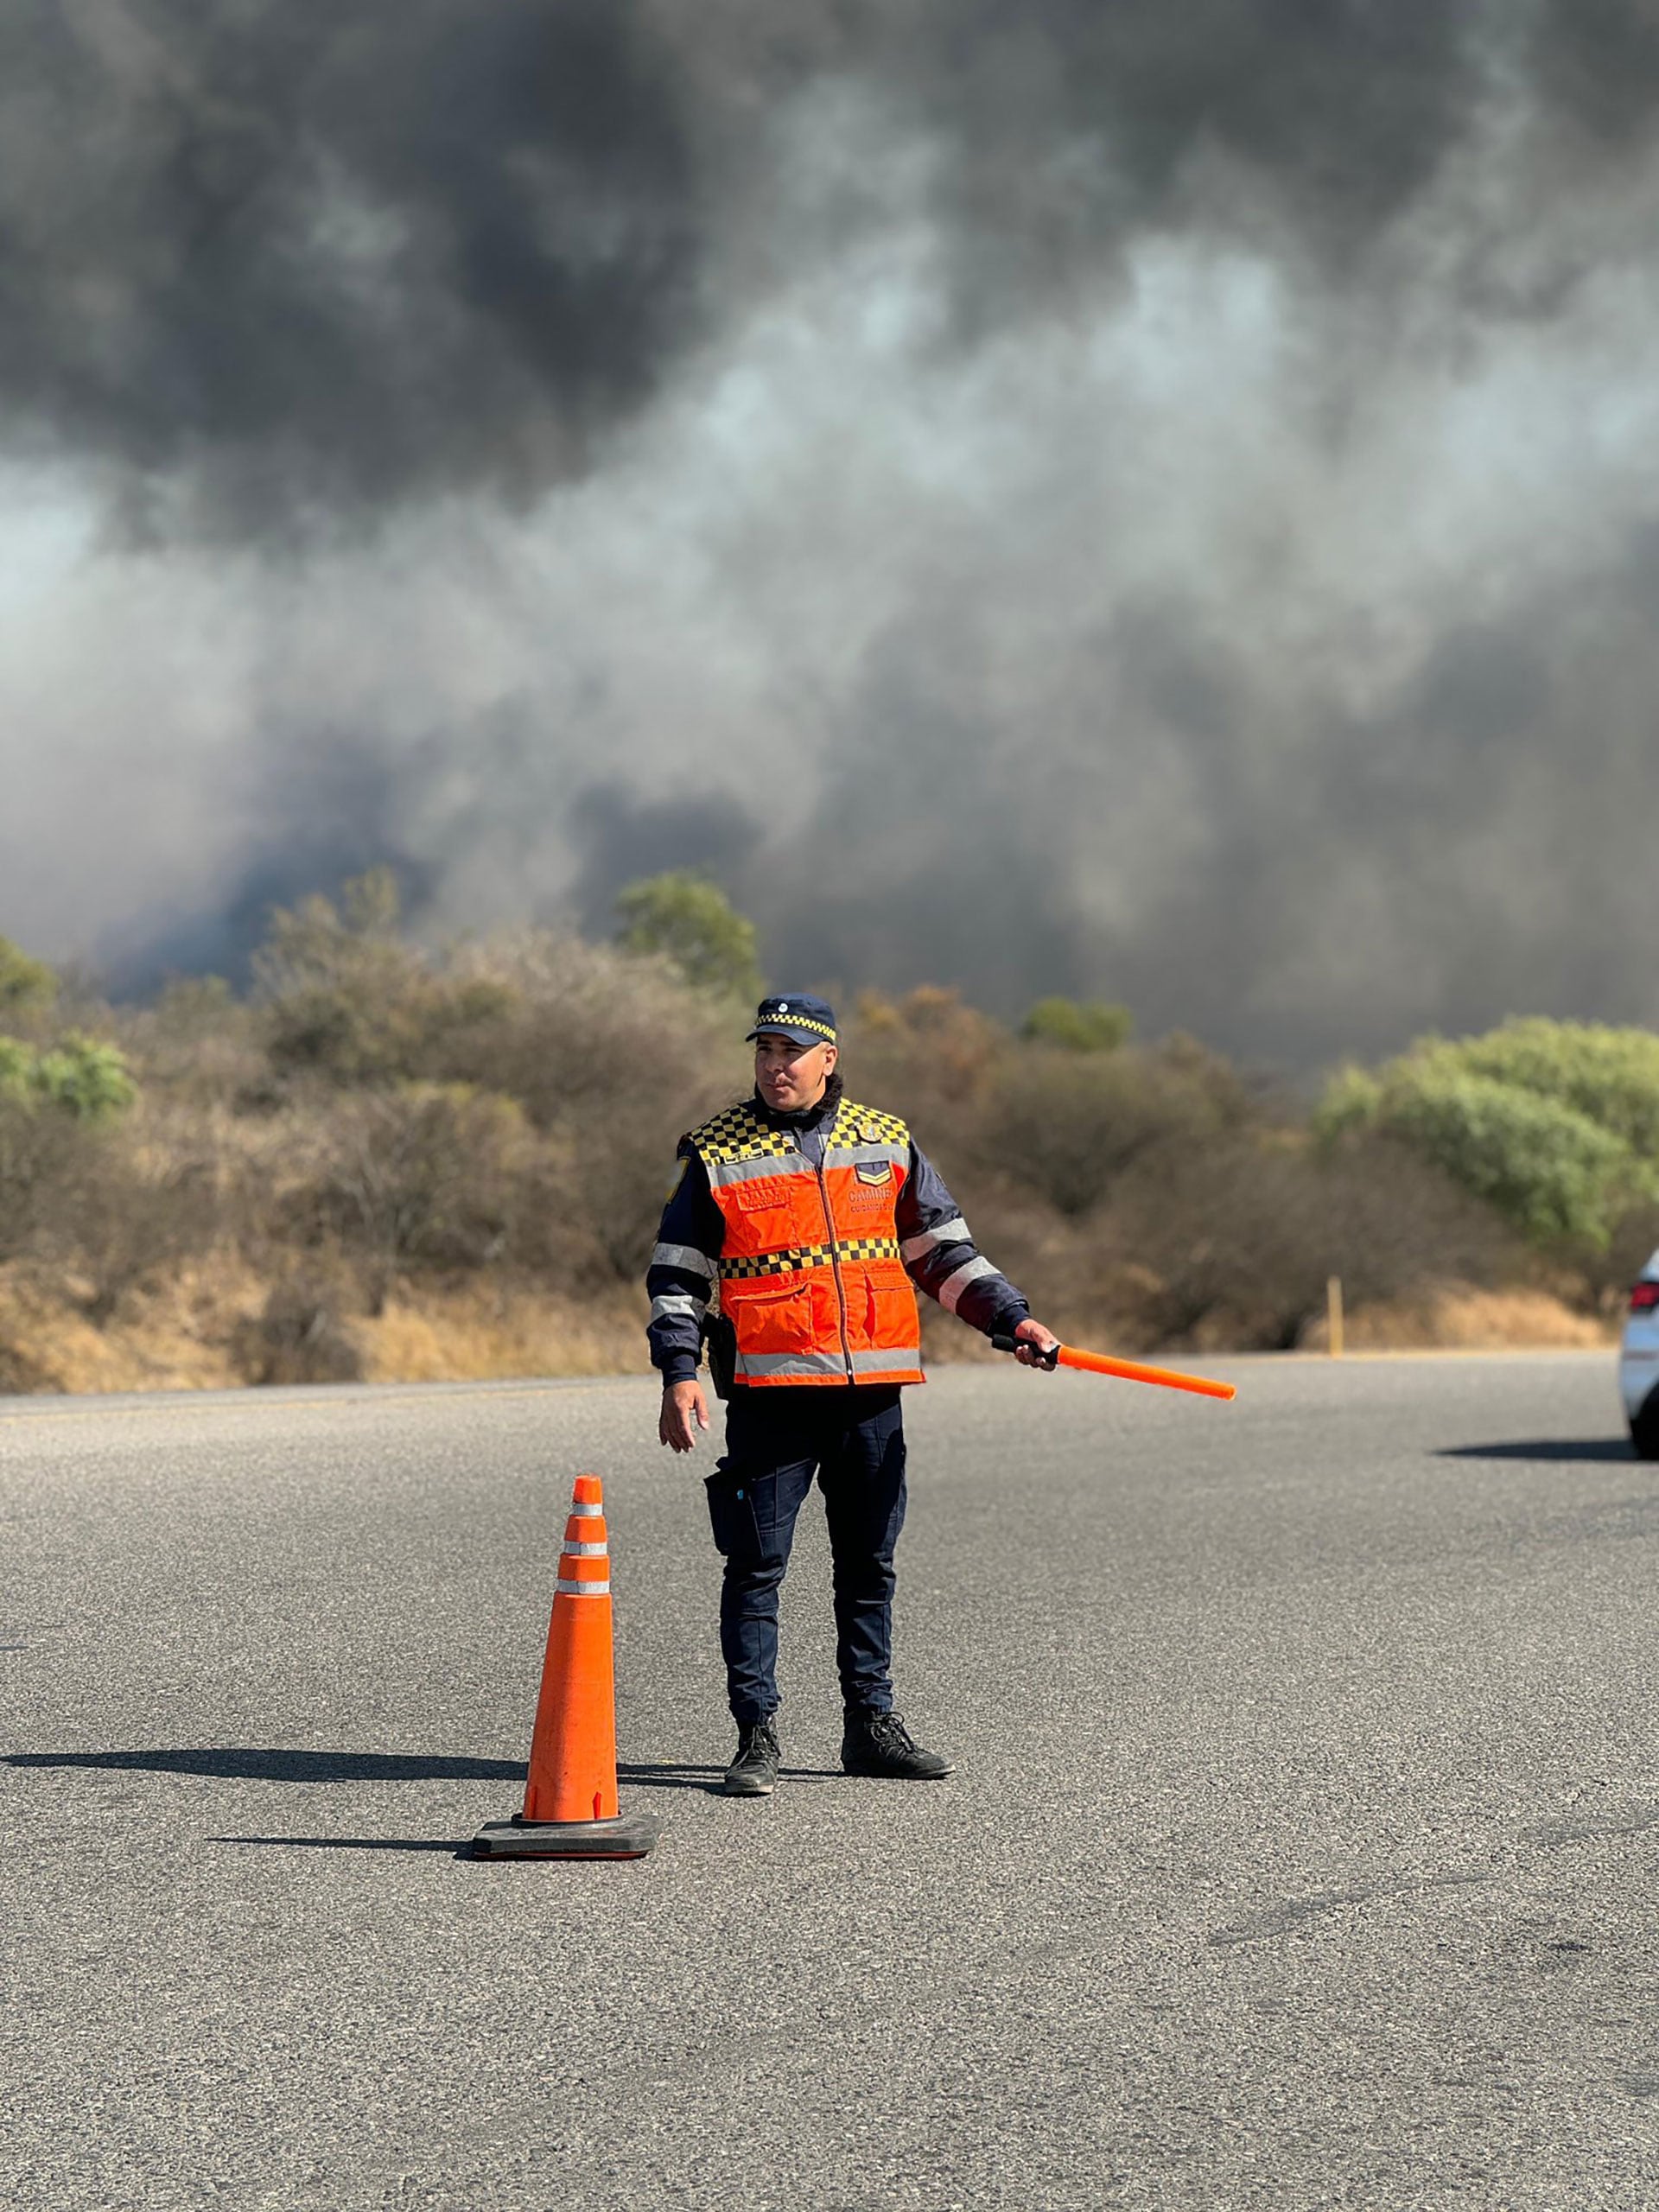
[1326,1274,1344,1359]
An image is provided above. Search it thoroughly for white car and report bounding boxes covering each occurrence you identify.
[1620,1248,1659,1459]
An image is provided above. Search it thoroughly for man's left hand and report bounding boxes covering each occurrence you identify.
[1012,1318,1061,1370]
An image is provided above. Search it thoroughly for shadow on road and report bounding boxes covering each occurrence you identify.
[210,1834,474,1859]
[5,1748,845,1794]
[618,1760,841,1795]
[3,1748,525,1782]
[1436,1439,1637,1464]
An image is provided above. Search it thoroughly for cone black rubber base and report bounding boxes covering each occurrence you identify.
[472,1810,659,1861]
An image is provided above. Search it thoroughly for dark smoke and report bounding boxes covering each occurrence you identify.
[0,0,706,532]
[3,2,1659,1061]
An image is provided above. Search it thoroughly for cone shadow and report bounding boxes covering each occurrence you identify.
[210,1834,474,1859]
[5,1748,525,1783]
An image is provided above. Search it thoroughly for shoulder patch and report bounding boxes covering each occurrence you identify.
[664,1157,689,1203]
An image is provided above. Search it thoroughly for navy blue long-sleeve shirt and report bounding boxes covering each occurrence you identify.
[645,1090,1031,1387]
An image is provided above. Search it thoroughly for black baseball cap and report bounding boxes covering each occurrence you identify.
[745,992,838,1048]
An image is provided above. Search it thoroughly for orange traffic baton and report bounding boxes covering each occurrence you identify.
[474,1475,658,1860]
[991,1333,1236,1402]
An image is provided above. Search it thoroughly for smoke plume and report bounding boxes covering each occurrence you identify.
[3,1,1659,1062]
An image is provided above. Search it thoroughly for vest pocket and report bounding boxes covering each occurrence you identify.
[861,1270,921,1355]
[730,1274,816,1356]
[726,1173,801,1249]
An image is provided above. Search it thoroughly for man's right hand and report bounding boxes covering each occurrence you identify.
[659,1380,710,1453]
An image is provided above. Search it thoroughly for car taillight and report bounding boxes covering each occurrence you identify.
[1630,1282,1659,1312]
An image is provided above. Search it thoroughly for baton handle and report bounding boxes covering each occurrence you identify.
[991,1334,1236,1402]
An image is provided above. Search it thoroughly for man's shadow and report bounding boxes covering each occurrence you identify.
[1436,1439,1639,1465]
[4,1748,838,1790]
[5,1746,841,1857]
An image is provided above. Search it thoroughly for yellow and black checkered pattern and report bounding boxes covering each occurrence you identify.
[830,1099,911,1151]
[686,1097,910,1166]
[836,1236,904,1262]
[719,1236,902,1282]
[684,1102,801,1166]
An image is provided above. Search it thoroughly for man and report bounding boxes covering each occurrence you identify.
[647,991,1058,1797]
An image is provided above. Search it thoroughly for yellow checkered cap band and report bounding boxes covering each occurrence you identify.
[746,993,838,1046]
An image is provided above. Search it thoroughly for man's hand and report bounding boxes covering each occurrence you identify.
[659,1379,710,1452]
[1012,1318,1061,1371]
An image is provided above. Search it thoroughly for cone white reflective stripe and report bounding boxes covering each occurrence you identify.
[561,1541,609,1558]
[556,1576,611,1596]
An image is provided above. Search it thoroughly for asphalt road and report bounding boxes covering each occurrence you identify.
[4,1353,1657,2212]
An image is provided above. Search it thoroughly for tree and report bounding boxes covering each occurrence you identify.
[1020,997,1133,1052]
[614,873,761,1001]
[253,870,434,1083]
[0,938,57,1014]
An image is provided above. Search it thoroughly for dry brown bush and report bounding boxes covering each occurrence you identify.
[1101,1132,1521,1350]
[232,1258,365,1386]
[276,1084,547,1306]
[1559,1200,1659,1319]
[424,933,742,1274]
[844,988,1006,1130]
[977,1042,1246,1220]
[115,978,269,1107]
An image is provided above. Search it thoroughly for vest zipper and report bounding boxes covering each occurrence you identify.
[810,1149,855,1383]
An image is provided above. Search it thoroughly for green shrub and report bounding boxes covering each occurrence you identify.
[33,1038,139,1122]
[0,1034,137,1122]
[1317,1019,1659,1248]
[1447,1018,1659,1158]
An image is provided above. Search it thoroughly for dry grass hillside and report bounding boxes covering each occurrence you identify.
[0,886,1629,1395]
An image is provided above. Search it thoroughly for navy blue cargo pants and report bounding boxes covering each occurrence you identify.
[704,1385,907,1726]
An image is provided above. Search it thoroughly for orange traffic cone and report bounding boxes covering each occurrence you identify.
[473,1475,658,1860]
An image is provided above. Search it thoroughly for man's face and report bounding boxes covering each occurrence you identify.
[754,1033,836,1112]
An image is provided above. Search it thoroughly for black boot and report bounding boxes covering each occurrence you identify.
[722,1716,780,1796]
[840,1708,953,1780]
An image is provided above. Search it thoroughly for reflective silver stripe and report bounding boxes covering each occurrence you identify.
[736,1348,849,1379]
[939,1255,1000,1313]
[561,1541,608,1558]
[556,1577,610,1596]
[650,1291,706,1323]
[651,1243,716,1281]
[736,1347,921,1381]
[851,1346,919,1375]
[823,1140,908,1172]
[900,1216,969,1262]
[706,1154,815,1189]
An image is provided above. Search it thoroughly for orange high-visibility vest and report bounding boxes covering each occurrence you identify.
[688,1096,925,1388]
